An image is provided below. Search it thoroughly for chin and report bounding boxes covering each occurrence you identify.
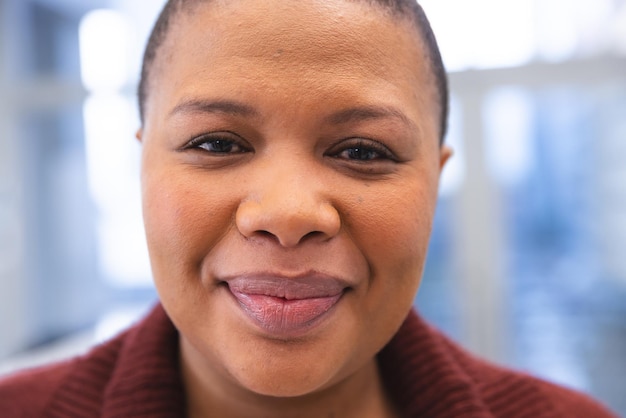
[247,381,320,398]
[230,357,338,398]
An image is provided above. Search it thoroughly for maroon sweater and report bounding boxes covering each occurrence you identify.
[0,304,618,417]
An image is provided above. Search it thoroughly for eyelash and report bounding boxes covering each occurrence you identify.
[183,133,397,164]
[329,138,397,163]
[183,133,250,154]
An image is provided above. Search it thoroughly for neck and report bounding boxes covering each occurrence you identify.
[180,338,398,418]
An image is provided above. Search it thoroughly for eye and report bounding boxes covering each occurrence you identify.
[183,132,250,155]
[338,146,382,161]
[330,138,396,162]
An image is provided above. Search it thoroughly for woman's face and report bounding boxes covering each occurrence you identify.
[140,0,450,398]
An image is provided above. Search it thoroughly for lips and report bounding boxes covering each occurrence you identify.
[225,274,347,336]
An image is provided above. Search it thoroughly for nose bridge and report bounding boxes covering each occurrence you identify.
[263,156,316,207]
[236,154,340,247]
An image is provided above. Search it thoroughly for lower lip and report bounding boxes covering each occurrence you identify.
[229,290,343,336]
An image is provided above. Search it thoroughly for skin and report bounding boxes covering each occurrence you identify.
[138,1,452,417]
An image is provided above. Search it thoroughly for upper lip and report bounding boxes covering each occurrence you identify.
[224,272,349,300]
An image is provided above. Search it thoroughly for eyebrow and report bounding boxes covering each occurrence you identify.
[169,99,416,131]
[169,99,259,118]
[326,105,417,130]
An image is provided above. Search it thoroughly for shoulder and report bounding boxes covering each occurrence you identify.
[0,360,75,416]
[383,310,619,418]
[0,305,174,417]
[442,337,619,417]
[528,375,619,418]
[0,330,127,417]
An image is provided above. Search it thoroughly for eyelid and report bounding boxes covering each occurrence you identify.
[326,137,398,161]
[181,131,251,152]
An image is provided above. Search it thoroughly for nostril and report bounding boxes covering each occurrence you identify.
[257,230,275,239]
[248,230,284,244]
[302,230,325,242]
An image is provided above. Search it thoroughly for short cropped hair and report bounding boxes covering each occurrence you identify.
[138,0,448,143]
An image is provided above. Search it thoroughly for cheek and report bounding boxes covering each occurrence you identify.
[348,180,437,308]
[141,165,236,290]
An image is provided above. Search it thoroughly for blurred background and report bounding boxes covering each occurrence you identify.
[0,0,625,414]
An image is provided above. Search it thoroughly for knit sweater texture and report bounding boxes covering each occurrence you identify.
[0,304,618,417]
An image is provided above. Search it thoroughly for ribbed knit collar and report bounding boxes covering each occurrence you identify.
[379,311,493,417]
[45,305,185,417]
[42,305,522,417]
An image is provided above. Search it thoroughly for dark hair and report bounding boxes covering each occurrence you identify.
[138,0,448,143]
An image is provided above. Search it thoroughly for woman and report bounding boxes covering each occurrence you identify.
[0,0,618,417]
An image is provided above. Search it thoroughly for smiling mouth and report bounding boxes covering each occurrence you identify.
[225,274,348,336]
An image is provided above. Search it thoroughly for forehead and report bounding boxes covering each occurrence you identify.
[149,0,438,131]
[172,2,418,61]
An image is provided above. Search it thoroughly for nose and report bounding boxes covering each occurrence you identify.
[235,168,341,247]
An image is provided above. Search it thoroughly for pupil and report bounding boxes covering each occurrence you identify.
[211,140,233,153]
[350,147,375,160]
